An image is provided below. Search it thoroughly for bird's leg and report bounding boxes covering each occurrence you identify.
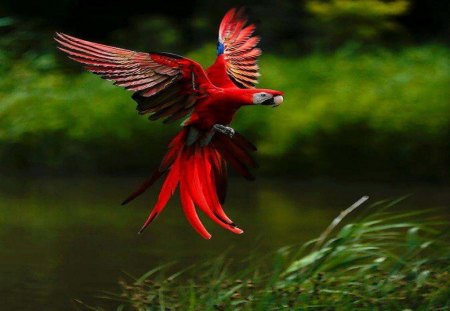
[186,127,200,146]
[200,130,216,146]
[200,124,235,146]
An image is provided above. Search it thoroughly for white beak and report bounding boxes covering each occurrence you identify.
[273,95,284,107]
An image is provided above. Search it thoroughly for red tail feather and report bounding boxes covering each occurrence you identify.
[180,181,211,239]
[138,151,181,234]
[127,127,254,239]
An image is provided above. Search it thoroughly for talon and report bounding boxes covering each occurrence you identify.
[213,124,235,138]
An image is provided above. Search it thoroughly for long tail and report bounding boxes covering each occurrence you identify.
[122,127,257,239]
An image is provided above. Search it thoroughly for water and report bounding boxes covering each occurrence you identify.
[0,176,448,310]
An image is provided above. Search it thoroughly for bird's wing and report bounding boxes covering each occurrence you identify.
[207,8,261,88]
[55,33,212,123]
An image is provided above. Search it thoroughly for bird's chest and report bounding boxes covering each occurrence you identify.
[193,98,239,129]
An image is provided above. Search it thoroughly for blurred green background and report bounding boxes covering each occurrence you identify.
[0,0,448,181]
[1,1,449,309]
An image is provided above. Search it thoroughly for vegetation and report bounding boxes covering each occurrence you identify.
[306,0,410,47]
[81,198,450,310]
[1,3,448,310]
[0,45,448,180]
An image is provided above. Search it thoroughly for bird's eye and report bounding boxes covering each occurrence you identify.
[261,94,266,97]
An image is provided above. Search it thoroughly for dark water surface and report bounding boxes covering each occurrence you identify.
[0,177,448,310]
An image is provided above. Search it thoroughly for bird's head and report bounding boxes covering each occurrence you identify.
[252,90,284,107]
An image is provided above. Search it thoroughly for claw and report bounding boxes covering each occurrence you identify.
[200,124,236,146]
[213,124,235,138]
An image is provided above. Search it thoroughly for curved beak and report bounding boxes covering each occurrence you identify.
[273,95,283,107]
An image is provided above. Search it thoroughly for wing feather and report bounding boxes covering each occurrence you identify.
[56,33,212,123]
[217,8,261,88]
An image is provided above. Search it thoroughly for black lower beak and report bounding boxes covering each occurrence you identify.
[261,98,275,106]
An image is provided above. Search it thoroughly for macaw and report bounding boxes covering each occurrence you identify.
[55,8,283,239]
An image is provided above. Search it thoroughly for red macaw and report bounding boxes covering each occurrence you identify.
[55,8,283,239]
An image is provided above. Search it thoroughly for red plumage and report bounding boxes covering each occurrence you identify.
[56,8,283,239]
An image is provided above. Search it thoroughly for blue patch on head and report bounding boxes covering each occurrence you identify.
[217,41,224,55]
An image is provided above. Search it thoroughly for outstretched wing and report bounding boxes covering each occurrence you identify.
[55,33,212,123]
[207,8,261,88]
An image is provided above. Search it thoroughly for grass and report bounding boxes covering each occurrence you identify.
[79,198,450,310]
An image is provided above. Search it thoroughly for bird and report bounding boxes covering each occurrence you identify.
[55,8,284,239]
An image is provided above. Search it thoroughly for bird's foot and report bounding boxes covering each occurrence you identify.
[200,124,235,146]
[213,124,235,138]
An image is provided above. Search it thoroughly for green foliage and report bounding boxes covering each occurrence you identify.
[0,45,449,179]
[86,199,450,310]
[252,45,450,180]
[306,0,410,47]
